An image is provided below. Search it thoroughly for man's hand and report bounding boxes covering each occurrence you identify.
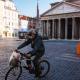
[14,49,19,53]
[26,52,31,58]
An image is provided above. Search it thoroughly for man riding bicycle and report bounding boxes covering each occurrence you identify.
[15,29,45,78]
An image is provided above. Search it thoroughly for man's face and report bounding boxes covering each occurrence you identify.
[31,33,35,39]
[28,33,35,39]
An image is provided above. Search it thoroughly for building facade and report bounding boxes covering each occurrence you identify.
[18,15,37,39]
[19,15,37,30]
[0,0,19,38]
[40,0,80,40]
[19,15,29,32]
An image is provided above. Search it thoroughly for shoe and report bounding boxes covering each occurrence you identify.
[29,68,35,74]
[23,66,29,70]
[34,70,42,78]
[35,77,40,80]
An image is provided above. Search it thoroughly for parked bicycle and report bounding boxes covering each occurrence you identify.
[5,51,50,80]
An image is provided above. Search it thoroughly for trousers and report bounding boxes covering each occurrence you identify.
[27,52,44,77]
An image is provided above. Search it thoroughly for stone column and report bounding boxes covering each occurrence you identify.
[52,19,54,39]
[44,21,46,37]
[65,18,68,40]
[48,21,50,39]
[58,19,61,39]
[39,20,42,35]
[72,18,75,40]
[41,20,44,36]
[47,20,49,37]
[79,18,80,40]
[43,21,45,37]
[41,20,44,37]
[39,20,43,35]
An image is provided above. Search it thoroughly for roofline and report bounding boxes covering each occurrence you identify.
[50,2,60,6]
[40,2,62,17]
[40,11,80,18]
[41,1,80,17]
[65,1,80,8]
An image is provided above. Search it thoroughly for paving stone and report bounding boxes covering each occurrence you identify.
[0,39,80,80]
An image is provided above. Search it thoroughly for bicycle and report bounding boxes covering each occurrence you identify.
[5,51,50,80]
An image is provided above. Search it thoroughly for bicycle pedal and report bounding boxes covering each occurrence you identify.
[23,66,29,70]
[29,69,35,74]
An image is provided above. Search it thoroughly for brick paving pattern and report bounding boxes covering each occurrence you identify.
[0,39,80,80]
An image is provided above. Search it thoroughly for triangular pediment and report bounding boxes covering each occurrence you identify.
[42,2,80,16]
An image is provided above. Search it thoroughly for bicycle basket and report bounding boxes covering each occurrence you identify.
[9,51,21,66]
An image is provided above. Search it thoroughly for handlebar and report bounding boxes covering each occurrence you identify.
[20,52,26,57]
[14,50,25,57]
[14,50,31,59]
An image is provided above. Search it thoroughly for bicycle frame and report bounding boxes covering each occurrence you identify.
[17,52,35,69]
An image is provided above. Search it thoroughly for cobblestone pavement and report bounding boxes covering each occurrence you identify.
[0,39,80,80]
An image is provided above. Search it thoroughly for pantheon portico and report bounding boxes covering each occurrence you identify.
[40,0,80,40]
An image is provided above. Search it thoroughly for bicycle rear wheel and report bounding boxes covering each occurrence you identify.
[5,66,22,80]
[38,60,50,78]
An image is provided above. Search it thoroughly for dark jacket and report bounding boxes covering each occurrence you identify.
[17,34,45,56]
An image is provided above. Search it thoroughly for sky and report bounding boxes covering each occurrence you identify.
[14,0,62,17]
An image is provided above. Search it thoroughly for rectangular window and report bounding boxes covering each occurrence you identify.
[9,22,10,26]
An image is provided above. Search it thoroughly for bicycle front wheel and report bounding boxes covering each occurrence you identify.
[5,66,22,80]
